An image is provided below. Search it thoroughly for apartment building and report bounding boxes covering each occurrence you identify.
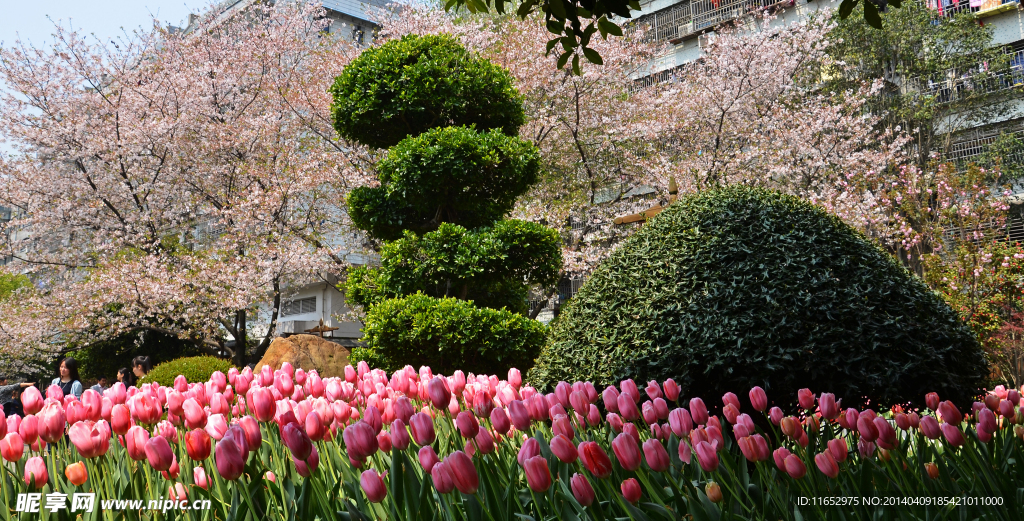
[188,0,390,43]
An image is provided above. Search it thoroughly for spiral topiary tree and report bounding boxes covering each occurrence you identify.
[331,34,561,375]
[529,185,988,409]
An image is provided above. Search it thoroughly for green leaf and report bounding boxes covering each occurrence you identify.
[582,47,603,65]
[838,0,859,19]
[598,17,623,38]
[556,50,572,69]
[862,0,882,29]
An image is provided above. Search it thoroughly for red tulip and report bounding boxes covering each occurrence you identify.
[65,461,88,486]
[1,433,24,462]
[925,392,940,411]
[578,441,613,478]
[24,456,48,489]
[925,462,939,479]
[621,478,642,504]
[550,434,578,463]
[814,451,839,478]
[784,454,807,479]
[110,404,131,436]
[611,432,641,471]
[360,468,387,502]
[215,437,245,480]
[409,412,436,446]
[524,456,552,492]
[38,402,66,444]
[184,429,211,460]
[294,445,320,477]
[642,438,670,472]
[431,460,455,494]
[418,446,440,474]
[895,413,911,431]
[446,450,479,494]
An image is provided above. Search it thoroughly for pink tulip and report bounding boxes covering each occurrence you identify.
[37,402,66,444]
[390,419,410,450]
[815,451,839,478]
[144,435,174,471]
[447,450,479,494]
[192,467,210,490]
[409,412,436,446]
[999,400,1016,421]
[798,389,815,410]
[426,377,451,410]
[689,398,709,425]
[68,421,109,459]
[342,421,378,463]
[21,386,43,415]
[746,386,766,412]
[1,433,24,462]
[819,393,839,420]
[488,408,510,437]
[125,425,149,460]
[110,404,131,435]
[568,473,595,506]
[431,460,455,494]
[621,478,642,504]
[236,416,261,452]
[517,437,541,467]
[920,415,941,439]
[294,445,320,477]
[694,440,719,471]
[215,437,245,480]
[874,417,898,450]
[550,434,578,463]
[615,394,638,422]
[941,423,965,446]
[828,438,848,462]
[204,414,228,440]
[249,388,274,422]
[642,438,670,472]
[524,455,552,492]
[663,379,680,402]
[857,415,878,442]
[133,394,162,425]
[784,454,807,479]
[282,422,313,460]
[418,446,440,474]
[455,410,479,439]
[895,413,911,431]
[925,392,940,410]
[612,432,641,471]
[24,456,48,488]
[938,401,963,425]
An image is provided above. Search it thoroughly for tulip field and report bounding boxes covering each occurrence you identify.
[1,363,1022,520]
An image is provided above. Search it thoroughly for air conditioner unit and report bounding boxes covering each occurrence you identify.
[683,21,694,35]
[698,32,714,49]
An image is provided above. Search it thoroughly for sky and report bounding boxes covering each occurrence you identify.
[0,0,200,49]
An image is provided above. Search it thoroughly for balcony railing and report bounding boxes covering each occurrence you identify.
[928,0,1018,18]
[905,49,1024,104]
[627,0,786,44]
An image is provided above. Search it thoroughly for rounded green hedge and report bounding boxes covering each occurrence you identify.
[138,356,234,387]
[529,186,987,408]
[330,34,525,150]
[352,293,546,376]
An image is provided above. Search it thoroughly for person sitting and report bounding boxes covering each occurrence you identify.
[90,376,108,394]
[50,357,84,399]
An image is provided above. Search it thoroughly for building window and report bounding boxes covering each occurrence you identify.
[353,26,364,45]
[281,297,317,317]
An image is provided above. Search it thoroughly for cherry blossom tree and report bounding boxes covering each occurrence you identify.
[0,3,372,368]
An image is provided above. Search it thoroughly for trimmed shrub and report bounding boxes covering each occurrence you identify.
[139,356,234,388]
[529,186,988,408]
[347,126,541,240]
[352,293,546,376]
[330,34,525,150]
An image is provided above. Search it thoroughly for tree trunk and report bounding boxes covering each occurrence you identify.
[234,309,247,367]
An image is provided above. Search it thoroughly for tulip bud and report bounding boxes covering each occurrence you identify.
[1,433,24,462]
[827,438,848,462]
[819,393,839,420]
[65,461,88,486]
[814,451,839,479]
[145,435,175,472]
[621,478,642,504]
[797,389,814,410]
[570,473,595,506]
[409,412,436,446]
[694,440,719,472]
[456,411,480,439]
[550,434,578,463]
[418,446,440,474]
[749,386,768,412]
[938,401,963,426]
[925,462,939,479]
[689,398,709,425]
[360,469,387,503]
[784,454,807,479]
[663,379,680,402]
[24,456,48,489]
[769,407,783,425]
[523,456,552,492]
[446,450,479,494]
[215,437,245,480]
[642,438,670,472]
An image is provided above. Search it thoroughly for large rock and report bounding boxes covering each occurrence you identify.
[255,335,352,378]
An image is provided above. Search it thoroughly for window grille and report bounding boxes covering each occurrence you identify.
[281,297,317,316]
